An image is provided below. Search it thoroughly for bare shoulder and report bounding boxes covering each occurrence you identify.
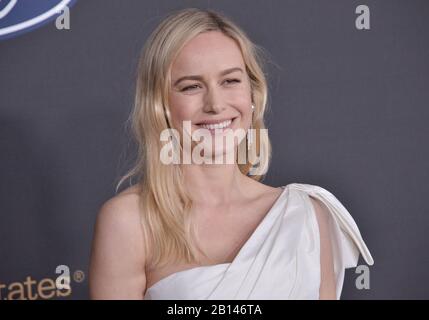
[96,184,143,242]
[89,184,147,299]
[102,184,141,217]
[308,196,337,299]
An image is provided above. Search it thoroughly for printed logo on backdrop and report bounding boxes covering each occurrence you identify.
[0,0,77,40]
[0,265,85,300]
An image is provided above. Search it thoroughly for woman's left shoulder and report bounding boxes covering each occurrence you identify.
[282,182,374,300]
[288,182,375,267]
[286,183,352,214]
[286,182,334,197]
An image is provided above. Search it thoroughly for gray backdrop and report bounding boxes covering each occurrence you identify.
[1,0,428,299]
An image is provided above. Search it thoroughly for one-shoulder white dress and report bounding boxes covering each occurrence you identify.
[143,183,374,300]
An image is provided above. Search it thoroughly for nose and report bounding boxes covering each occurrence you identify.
[203,85,225,114]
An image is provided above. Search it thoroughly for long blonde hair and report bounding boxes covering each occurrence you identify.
[116,8,272,269]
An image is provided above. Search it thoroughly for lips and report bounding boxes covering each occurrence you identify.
[194,117,237,133]
[195,117,237,125]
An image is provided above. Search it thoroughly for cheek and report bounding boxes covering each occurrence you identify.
[229,89,252,115]
[227,81,252,109]
[168,94,199,127]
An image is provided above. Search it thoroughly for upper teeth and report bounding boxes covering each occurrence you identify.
[199,119,232,130]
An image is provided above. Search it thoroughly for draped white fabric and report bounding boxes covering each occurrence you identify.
[143,183,374,300]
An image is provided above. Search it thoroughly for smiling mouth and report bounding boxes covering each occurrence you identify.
[194,117,237,131]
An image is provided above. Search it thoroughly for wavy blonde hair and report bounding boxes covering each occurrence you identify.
[116,8,272,269]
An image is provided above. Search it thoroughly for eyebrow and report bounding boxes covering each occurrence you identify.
[173,67,243,87]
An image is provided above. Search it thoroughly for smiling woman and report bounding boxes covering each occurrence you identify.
[88,7,374,300]
[168,30,257,164]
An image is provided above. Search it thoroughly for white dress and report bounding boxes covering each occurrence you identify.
[143,183,374,300]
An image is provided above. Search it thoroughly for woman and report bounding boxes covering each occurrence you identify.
[89,8,374,300]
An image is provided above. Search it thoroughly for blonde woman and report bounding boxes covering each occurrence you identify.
[89,8,374,300]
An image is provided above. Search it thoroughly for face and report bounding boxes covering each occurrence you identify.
[168,31,253,160]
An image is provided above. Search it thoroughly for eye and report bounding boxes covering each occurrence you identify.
[224,79,241,85]
[181,84,201,92]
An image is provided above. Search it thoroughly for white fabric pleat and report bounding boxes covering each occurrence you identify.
[143,183,374,300]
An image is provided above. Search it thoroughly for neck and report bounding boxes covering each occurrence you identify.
[182,163,252,207]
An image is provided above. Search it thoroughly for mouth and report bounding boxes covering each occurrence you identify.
[194,117,238,133]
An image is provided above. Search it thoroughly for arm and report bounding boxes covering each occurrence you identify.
[89,193,147,299]
[309,196,337,300]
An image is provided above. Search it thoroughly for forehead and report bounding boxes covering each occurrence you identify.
[171,31,245,75]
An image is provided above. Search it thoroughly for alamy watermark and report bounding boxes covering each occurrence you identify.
[159,120,268,175]
[355,5,370,30]
[55,5,70,30]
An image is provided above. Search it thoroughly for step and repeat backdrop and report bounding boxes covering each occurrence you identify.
[1,0,428,299]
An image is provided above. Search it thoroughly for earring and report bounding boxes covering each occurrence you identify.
[247,104,255,151]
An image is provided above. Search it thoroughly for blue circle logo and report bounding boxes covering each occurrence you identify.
[0,0,78,41]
